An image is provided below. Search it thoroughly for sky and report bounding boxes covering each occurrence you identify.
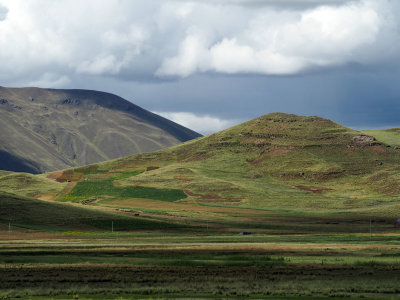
[0,0,399,134]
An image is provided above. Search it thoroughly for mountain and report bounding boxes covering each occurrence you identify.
[3,112,399,231]
[0,87,201,173]
[2,112,400,233]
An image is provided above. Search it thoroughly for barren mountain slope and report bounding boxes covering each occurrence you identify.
[0,87,201,173]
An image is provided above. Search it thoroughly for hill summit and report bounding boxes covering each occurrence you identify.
[0,87,201,173]
[146,112,396,184]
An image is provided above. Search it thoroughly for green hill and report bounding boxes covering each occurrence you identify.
[2,112,400,232]
[0,86,201,173]
[93,113,400,210]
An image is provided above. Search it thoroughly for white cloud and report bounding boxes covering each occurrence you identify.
[0,0,159,81]
[0,0,398,84]
[175,3,195,18]
[27,73,71,88]
[156,34,210,77]
[155,111,239,134]
[157,0,385,77]
[210,38,305,74]
[77,54,122,75]
[0,4,7,21]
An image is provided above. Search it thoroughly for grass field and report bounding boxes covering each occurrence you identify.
[2,188,400,299]
[2,229,400,299]
[59,172,187,203]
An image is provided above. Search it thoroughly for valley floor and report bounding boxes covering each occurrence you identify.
[1,229,400,300]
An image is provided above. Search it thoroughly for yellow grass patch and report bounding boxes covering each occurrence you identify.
[36,194,58,201]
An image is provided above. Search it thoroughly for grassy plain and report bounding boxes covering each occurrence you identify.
[2,228,400,299]
[2,189,400,299]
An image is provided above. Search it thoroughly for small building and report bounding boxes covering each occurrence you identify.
[240,232,252,235]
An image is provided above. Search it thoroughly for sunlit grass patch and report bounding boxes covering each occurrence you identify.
[60,180,187,202]
[58,170,187,203]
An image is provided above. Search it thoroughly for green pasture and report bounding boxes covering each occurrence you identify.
[58,170,187,203]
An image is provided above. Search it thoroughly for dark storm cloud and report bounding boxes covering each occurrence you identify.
[64,64,400,134]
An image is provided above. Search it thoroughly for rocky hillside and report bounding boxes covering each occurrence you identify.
[0,87,201,173]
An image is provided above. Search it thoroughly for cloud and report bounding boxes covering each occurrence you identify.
[154,111,239,134]
[27,73,71,88]
[0,0,398,84]
[0,0,159,82]
[155,34,210,77]
[157,0,385,77]
[175,0,354,9]
[0,4,7,21]
[77,54,122,75]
